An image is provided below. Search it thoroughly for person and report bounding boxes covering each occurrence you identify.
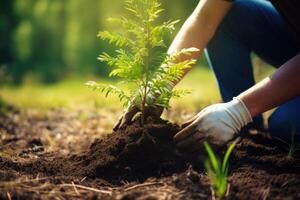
[115,0,300,150]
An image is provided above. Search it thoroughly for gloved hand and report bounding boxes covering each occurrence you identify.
[173,97,253,150]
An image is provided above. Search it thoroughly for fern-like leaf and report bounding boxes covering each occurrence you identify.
[97,31,133,47]
[164,47,199,64]
[85,81,129,103]
[98,53,116,66]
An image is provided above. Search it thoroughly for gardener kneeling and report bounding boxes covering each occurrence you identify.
[116,0,300,149]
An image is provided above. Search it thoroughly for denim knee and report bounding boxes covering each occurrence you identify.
[268,97,300,143]
[208,0,262,47]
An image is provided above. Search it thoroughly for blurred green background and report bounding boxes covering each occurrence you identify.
[0,0,274,115]
[0,0,201,83]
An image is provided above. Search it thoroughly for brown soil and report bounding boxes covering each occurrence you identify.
[80,116,193,182]
[0,109,299,200]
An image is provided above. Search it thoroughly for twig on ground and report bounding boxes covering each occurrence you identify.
[6,192,12,200]
[80,177,87,182]
[124,182,165,192]
[60,183,112,195]
[262,187,270,200]
[0,176,63,188]
[72,181,80,195]
[226,183,230,197]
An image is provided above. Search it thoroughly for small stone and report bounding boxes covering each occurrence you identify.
[187,170,200,183]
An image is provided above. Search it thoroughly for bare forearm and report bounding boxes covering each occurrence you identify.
[239,54,300,117]
[168,0,232,81]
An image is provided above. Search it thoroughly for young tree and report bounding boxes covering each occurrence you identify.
[87,0,198,126]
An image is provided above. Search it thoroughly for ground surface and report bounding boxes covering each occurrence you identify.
[0,108,299,200]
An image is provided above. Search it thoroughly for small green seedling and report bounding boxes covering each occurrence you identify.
[287,129,299,160]
[274,127,299,160]
[86,0,198,126]
[204,141,236,200]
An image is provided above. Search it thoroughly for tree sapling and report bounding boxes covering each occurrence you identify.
[86,0,198,126]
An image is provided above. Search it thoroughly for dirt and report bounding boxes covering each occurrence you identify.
[0,109,300,200]
[79,116,202,183]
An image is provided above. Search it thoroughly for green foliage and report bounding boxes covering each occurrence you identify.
[87,0,198,123]
[2,0,200,84]
[204,141,236,199]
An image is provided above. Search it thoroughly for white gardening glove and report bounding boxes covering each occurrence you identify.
[174,97,253,150]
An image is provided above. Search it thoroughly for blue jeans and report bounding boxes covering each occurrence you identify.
[205,0,300,142]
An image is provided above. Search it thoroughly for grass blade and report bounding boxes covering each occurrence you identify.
[222,141,236,173]
[204,141,219,172]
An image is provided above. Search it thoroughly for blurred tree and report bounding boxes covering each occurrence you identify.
[30,0,67,82]
[2,0,203,84]
[0,0,19,83]
[0,0,15,63]
[10,0,35,84]
[64,0,105,76]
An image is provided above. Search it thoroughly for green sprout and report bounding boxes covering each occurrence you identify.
[274,127,299,160]
[287,128,299,160]
[204,141,236,200]
[86,0,198,126]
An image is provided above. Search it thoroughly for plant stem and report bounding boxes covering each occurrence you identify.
[141,3,151,127]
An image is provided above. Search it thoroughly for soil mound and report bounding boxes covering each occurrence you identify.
[0,114,198,183]
[79,116,195,183]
